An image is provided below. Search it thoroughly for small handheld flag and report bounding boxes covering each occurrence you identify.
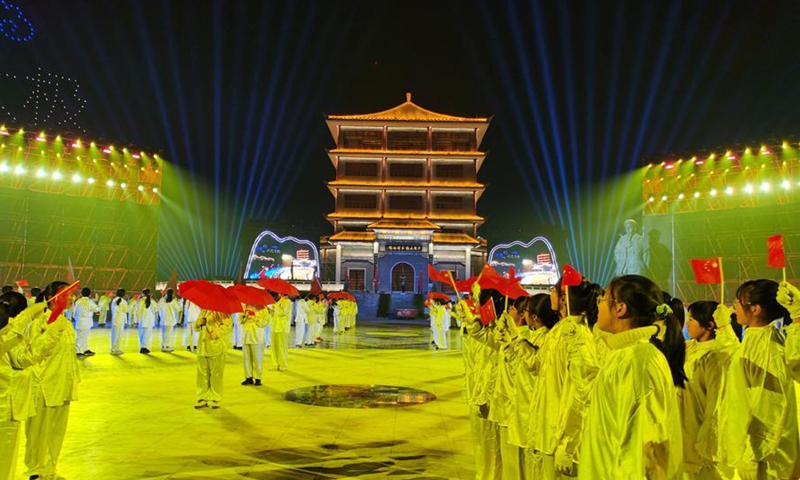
[479,299,497,325]
[767,234,787,282]
[690,258,722,284]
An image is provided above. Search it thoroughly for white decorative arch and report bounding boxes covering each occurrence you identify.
[244,230,320,280]
[488,236,560,285]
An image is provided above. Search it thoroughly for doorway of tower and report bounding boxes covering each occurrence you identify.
[391,262,414,293]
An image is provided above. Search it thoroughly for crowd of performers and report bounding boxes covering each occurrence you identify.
[451,273,800,480]
[0,283,358,480]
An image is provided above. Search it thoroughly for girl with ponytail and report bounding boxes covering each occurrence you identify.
[725,279,798,480]
[579,275,684,480]
[137,289,158,354]
[110,289,128,355]
[529,276,602,478]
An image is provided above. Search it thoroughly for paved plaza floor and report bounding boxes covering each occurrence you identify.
[11,320,473,479]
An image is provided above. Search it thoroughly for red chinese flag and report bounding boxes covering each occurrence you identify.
[478,264,502,279]
[767,234,785,268]
[48,281,81,324]
[479,299,497,325]
[561,264,583,287]
[427,264,450,284]
[690,258,722,284]
[15,279,28,287]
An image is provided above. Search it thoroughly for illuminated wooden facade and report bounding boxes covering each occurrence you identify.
[320,94,491,292]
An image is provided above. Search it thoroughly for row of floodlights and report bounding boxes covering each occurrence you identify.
[647,180,800,202]
[0,126,160,161]
[648,144,799,169]
[0,163,158,192]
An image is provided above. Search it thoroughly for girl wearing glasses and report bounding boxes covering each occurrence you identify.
[579,275,685,480]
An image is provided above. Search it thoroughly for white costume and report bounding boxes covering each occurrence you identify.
[232,312,243,348]
[183,300,200,350]
[98,294,110,327]
[158,297,181,352]
[110,297,129,354]
[137,298,158,351]
[24,312,80,479]
[72,296,100,354]
[294,299,308,347]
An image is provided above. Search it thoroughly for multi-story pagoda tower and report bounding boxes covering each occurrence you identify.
[320,93,491,293]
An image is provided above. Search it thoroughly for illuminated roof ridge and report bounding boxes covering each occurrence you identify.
[327,93,490,123]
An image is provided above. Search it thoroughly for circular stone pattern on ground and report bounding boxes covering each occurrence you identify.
[284,384,436,408]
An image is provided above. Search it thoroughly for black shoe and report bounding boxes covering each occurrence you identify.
[84,350,96,356]
[186,346,192,351]
[254,379,262,386]
[241,377,254,385]
[140,348,149,354]
[30,476,40,480]
[76,353,85,358]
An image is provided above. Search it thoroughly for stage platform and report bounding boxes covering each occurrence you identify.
[11,321,472,479]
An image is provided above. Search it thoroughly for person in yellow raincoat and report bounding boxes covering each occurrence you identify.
[432,299,448,350]
[240,306,270,386]
[467,295,528,479]
[776,281,800,382]
[459,283,502,480]
[0,292,63,480]
[724,279,799,480]
[506,293,557,479]
[681,301,738,480]
[271,295,292,371]
[194,309,232,409]
[529,277,602,479]
[24,281,81,480]
[579,275,685,480]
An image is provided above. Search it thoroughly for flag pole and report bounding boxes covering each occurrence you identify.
[448,274,461,301]
[783,267,787,283]
[565,285,572,317]
[718,257,724,305]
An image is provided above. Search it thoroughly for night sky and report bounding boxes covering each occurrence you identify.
[3,0,800,280]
